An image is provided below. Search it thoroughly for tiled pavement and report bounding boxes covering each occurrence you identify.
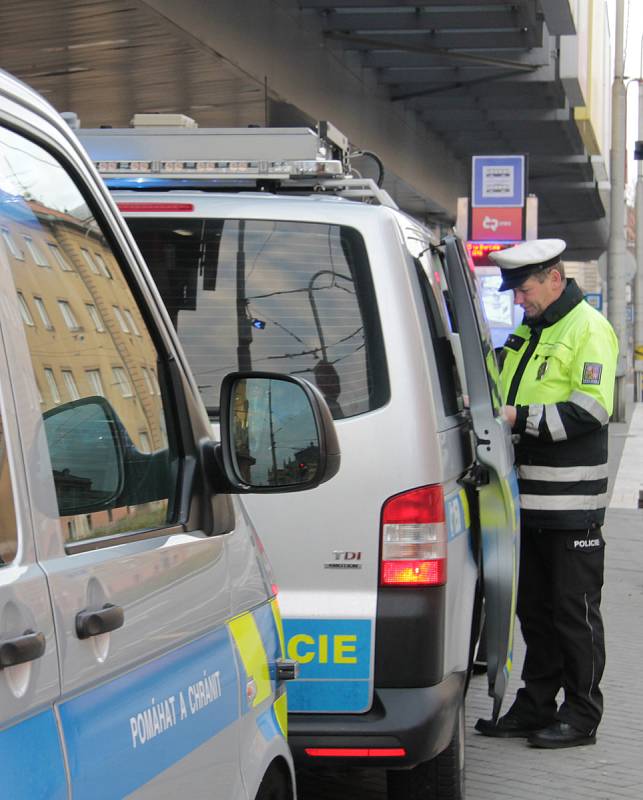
[297,410,643,799]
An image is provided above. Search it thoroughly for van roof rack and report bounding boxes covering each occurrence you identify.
[76,118,398,209]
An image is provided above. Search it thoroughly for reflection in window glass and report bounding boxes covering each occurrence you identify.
[126,218,388,420]
[34,297,53,329]
[112,366,133,398]
[124,309,140,336]
[0,124,177,545]
[62,370,80,401]
[86,303,105,332]
[141,366,155,395]
[23,235,49,267]
[58,300,80,330]
[44,368,61,404]
[2,227,23,259]
[0,415,18,566]
[112,306,129,333]
[86,369,105,397]
[80,248,100,274]
[17,292,34,325]
[94,251,113,279]
[48,242,73,271]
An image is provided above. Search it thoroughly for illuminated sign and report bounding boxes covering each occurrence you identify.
[466,241,515,267]
[471,207,523,241]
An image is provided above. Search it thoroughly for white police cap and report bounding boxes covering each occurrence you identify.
[490,238,566,291]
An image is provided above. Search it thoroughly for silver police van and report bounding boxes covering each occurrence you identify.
[79,120,520,799]
[0,74,343,799]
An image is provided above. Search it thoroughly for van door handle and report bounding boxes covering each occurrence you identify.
[271,658,299,681]
[0,630,46,668]
[76,603,125,639]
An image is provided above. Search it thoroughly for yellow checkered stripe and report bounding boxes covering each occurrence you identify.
[227,597,288,737]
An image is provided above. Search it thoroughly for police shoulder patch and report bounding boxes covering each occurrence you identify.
[504,334,525,352]
[582,362,603,385]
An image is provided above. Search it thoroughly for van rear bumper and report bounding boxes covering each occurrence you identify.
[288,671,466,769]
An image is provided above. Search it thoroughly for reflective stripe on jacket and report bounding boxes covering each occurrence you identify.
[500,279,618,529]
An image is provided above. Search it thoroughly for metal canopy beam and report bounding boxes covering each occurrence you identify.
[325,29,542,51]
[320,9,534,32]
[300,0,532,7]
[381,64,553,85]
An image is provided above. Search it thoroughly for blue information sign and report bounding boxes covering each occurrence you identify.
[472,155,526,208]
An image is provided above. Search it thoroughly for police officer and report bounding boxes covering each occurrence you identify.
[476,239,618,748]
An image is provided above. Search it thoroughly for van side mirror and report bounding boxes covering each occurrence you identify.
[43,396,125,515]
[217,372,340,492]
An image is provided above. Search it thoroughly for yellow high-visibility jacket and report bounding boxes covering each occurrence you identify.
[500,279,618,530]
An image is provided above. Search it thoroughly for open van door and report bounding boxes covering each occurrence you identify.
[440,235,520,720]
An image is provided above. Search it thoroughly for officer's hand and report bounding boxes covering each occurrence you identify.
[502,405,517,427]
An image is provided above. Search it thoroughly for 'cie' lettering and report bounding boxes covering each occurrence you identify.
[287,634,358,664]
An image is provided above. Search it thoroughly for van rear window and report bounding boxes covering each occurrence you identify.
[126,218,388,419]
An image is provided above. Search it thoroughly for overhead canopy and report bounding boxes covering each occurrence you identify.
[0,0,608,259]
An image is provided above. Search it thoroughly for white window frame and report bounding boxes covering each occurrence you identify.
[85,303,105,332]
[33,296,53,329]
[61,370,80,401]
[112,306,130,333]
[93,251,113,279]
[48,242,73,271]
[112,366,133,398]
[80,247,100,274]
[86,369,105,397]
[1,227,23,260]
[139,431,151,454]
[141,366,155,395]
[150,369,161,395]
[17,292,35,325]
[44,368,61,404]
[58,300,81,331]
[23,235,49,267]
[123,309,141,336]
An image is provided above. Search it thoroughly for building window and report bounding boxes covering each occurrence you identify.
[33,296,53,329]
[80,247,100,274]
[1,227,23,260]
[85,303,105,332]
[139,432,151,453]
[61,370,80,401]
[124,309,141,336]
[112,366,133,398]
[23,235,49,267]
[48,243,73,271]
[44,368,61,404]
[58,300,80,331]
[141,366,155,395]
[150,368,161,395]
[112,306,130,333]
[86,369,105,397]
[17,292,34,325]
[93,251,113,279]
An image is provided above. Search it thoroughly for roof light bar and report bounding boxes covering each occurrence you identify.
[95,158,344,180]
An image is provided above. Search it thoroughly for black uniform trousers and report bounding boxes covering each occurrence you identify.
[510,524,605,735]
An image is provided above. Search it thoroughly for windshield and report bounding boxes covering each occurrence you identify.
[126,217,388,420]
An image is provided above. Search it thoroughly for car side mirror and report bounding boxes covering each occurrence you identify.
[217,372,340,492]
[43,396,126,516]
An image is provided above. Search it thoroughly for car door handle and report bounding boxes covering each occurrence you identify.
[0,630,46,668]
[76,603,125,639]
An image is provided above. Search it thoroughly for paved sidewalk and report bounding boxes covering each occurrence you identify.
[298,410,643,799]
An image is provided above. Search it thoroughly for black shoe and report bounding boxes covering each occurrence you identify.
[528,722,596,749]
[475,712,550,738]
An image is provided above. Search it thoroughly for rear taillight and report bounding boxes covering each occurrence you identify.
[380,485,447,587]
[305,747,406,758]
